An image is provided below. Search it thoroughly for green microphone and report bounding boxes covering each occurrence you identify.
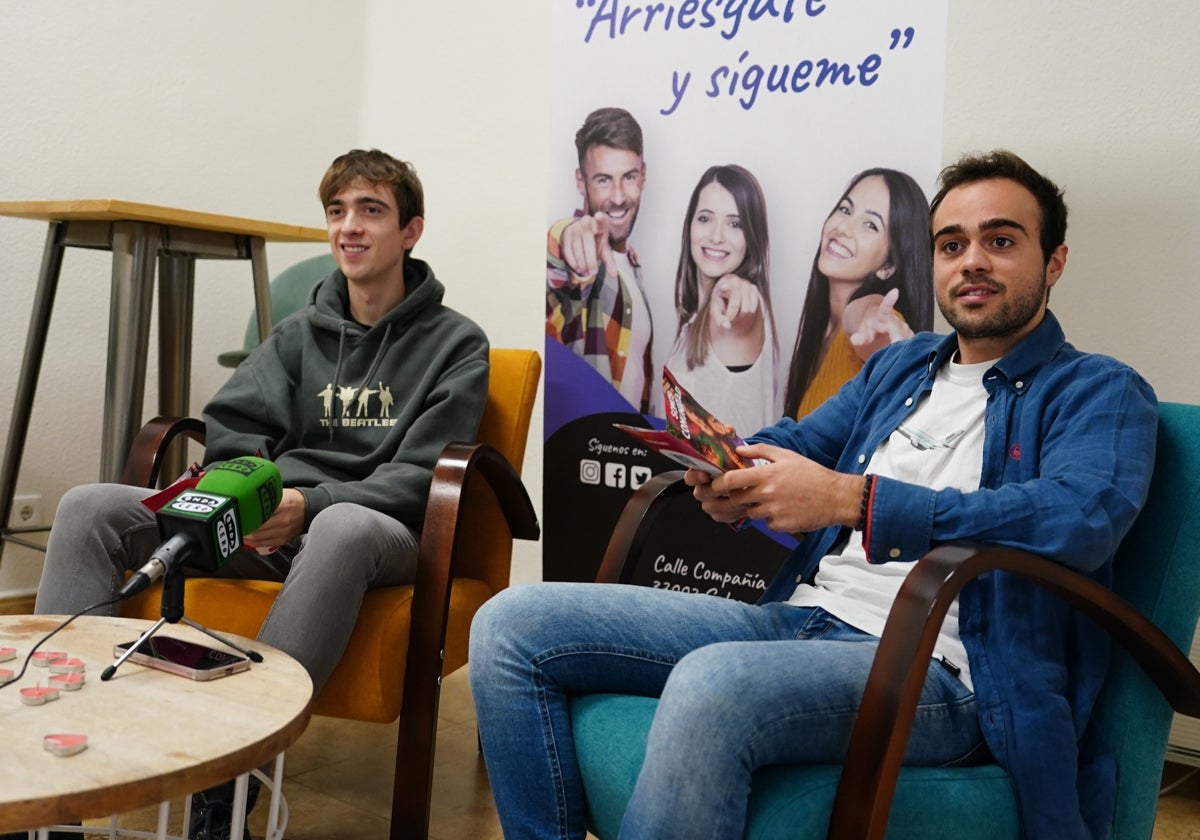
[191,456,283,535]
[118,457,283,598]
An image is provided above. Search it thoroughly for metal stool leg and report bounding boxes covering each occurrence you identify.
[100,222,158,483]
[157,253,195,482]
[0,222,66,558]
[249,236,271,342]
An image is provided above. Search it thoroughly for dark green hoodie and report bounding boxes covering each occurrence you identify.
[202,258,489,529]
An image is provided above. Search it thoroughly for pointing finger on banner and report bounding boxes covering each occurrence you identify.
[711,275,759,329]
[591,213,618,279]
[878,286,899,314]
[561,213,616,279]
[561,217,598,277]
[849,288,911,348]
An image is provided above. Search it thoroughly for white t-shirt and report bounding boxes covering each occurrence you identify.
[664,315,779,439]
[786,356,992,690]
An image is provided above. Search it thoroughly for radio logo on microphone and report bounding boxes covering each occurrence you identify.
[257,483,280,517]
[165,492,229,516]
[217,457,262,477]
[214,508,241,558]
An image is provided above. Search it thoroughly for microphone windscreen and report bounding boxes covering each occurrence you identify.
[196,457,283,535]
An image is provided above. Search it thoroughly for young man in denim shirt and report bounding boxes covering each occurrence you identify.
[473,150,1157,840]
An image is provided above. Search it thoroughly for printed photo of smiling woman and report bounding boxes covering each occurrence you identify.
[665,163,779,438]
[783,166,934,419]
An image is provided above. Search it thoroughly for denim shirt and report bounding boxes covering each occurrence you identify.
[751,311,1158,840]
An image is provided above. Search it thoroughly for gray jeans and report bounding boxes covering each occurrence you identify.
[34,483,420,692]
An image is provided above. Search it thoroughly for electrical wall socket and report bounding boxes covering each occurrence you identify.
[10,494,43,529]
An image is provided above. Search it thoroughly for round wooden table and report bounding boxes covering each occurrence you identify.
[0,614,312,833]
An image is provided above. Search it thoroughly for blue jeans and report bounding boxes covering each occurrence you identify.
[470,582,987,840]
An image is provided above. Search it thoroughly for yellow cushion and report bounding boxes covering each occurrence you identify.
[120,347,541,727]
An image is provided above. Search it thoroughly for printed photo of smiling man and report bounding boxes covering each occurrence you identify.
[546,107,654,415]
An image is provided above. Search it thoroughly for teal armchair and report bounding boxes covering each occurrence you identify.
[574,402,1200,839]
[217,253,336,368]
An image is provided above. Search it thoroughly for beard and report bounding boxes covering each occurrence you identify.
[585,199,639,248]
[938,269,1048,340]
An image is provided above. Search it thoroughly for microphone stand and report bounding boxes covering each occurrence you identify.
[102,567,264,680]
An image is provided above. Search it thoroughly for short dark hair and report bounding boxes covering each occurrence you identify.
[930,150,1067,263]
[318,148,424,228]
[574,108,643,168]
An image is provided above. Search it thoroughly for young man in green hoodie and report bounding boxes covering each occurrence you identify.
[30,149,490,840]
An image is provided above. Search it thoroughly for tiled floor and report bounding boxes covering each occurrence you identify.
[77,666,1200,838]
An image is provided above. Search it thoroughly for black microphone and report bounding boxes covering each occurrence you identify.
[119,457,283,599]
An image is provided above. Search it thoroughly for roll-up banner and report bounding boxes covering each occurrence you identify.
[544,1,948,599]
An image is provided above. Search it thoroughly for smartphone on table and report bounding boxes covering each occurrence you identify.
[113,636,251,681]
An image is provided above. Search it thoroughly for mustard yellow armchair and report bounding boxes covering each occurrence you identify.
[120,348,542,840]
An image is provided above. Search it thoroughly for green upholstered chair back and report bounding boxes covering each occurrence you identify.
[1098,401,1200,838]
[217,253,336,368]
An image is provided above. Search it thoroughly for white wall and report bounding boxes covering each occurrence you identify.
[939,3,1200,401]
[0,2,366,592]
[0,1,1196,595]
[356,2,550,584]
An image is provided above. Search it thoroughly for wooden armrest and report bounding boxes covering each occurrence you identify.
[410,441,539,642]
[398,441,540,836]
[828,541,1200,840]
[429,442,541,546]
[119,416,207,488]
[408,438,540,667]
[596,470,689,584]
